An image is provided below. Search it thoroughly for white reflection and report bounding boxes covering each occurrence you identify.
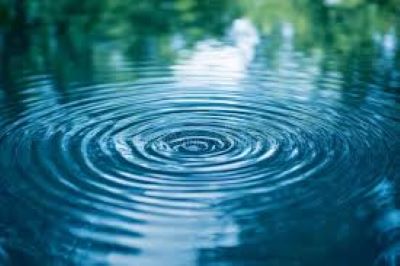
[173,18,259,86]
[106,209,240,266]
[383,30,397,57]
[373,29,397,57]
[110,49,125,69]
[324,0,342,6]
[282,22,294,41]
[171,34,186,51]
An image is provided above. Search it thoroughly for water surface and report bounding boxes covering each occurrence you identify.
[0,1,399,265]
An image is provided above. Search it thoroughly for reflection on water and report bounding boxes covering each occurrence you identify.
[371,180,400,266]
[174,18,259,86]
[0,0,399,265]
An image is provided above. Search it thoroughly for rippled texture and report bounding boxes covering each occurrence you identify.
[1,1,400,265]
[1,64,399,264]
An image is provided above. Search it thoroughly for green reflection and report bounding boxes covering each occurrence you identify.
[0,0,398,92]
[0,1,398,264]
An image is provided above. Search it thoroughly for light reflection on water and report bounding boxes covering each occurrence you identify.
[174,18,259,86]
[0,1,399,265]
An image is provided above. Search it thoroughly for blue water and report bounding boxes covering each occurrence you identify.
[0,2,400,265]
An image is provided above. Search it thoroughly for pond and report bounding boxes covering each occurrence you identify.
[0,0,399,265]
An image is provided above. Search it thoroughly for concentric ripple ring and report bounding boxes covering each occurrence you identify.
[0,68,398,262]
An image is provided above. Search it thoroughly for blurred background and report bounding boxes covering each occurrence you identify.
[0,0,399,89]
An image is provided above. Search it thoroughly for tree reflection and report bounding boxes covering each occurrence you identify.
[0,0,398,90]
[0,0,398,264]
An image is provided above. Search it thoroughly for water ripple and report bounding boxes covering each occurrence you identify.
[0,65,398,262]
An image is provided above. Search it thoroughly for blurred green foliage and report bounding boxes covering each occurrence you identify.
[0,0,398,47]
[1,0,397,38]
[0,0,398,87]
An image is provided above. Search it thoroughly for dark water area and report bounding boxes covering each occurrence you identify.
[0,0,399,265]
